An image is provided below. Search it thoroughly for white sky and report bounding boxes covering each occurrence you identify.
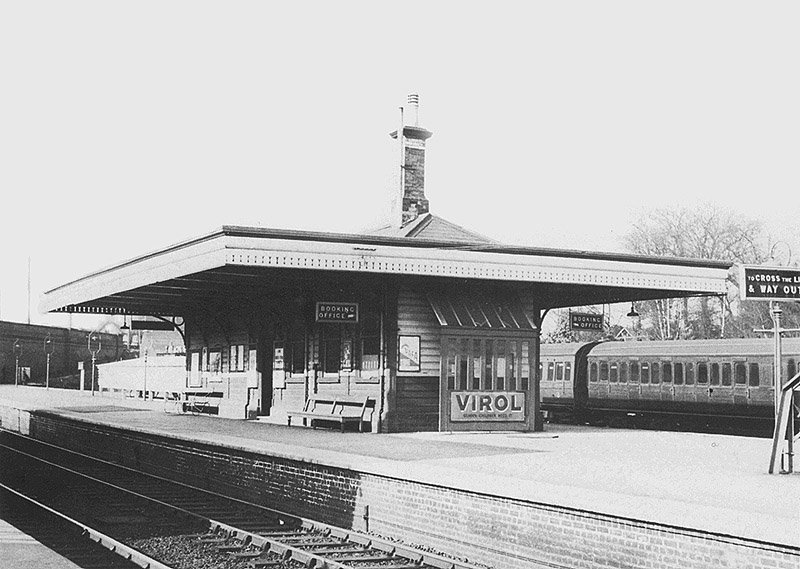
[1,1,799,327]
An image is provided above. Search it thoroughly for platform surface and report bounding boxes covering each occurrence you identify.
[1,385,798,549]
[0,518,82,569]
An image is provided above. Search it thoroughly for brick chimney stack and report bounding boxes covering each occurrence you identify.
[390,94,433,227]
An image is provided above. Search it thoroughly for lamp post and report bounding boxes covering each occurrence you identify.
[87,332,101,396]
[44,334,54,389]
[12,340,22,386]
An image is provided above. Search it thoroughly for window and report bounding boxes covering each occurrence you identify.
[641,362,650,384]
[651,362,660,385]
[484,340,494,389]
[662,362,673,384]
[673,363,683,385]
[630,362,640,383]
[721,363,732,386]
[229,344,246,372]
[610,362,618,383]
[208,349,222,376]
[589,362,598,382]
[472,339,482,389]
[697,363,708,384]
[458,339,469,389]
[508,341,518,390]
[556,361,565,382]
[788,359,797,381]
[547,362,555,382]
[749,363,760,387]
[495,340,506,390]
[447,346,455,390]
[287,321,306,374]
[521,342,530,391]
[600,362,609,382]
[322,327,341,374]
[447,336,530,392]
[735,363,747,385]
[619,362,628,383]
[359,313,381,372]
[564,362,572,385]
[710,363,720,385]
[685,363,694,385]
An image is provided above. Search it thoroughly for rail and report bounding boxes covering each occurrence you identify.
[768,371,800,474]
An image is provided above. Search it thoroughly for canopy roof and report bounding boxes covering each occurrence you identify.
[40,225,732,316]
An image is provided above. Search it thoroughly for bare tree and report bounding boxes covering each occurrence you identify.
[622,203,779,339]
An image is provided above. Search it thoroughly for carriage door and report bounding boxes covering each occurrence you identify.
[732,359,749,407]
[440,332,535,432]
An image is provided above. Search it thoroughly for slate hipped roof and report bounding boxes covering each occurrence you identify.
[365,213,498,244]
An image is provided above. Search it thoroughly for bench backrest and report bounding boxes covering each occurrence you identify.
[333,397,375,419]
[306,397,375,419]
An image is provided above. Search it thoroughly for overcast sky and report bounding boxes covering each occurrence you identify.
[1,1,798,327]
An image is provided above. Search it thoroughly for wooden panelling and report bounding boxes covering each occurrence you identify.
[397,286,441,376]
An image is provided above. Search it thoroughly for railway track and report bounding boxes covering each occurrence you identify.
[0,430,488,569]
[0,483,163,568]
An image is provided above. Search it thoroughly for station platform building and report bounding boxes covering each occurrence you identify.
[1,386,797,569]
[39,101,731,434]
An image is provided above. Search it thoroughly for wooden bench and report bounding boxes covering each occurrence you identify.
[287,397,375,432]
[183,391,223,415]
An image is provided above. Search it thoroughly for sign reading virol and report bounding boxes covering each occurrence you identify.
[740,266,800,301]
[450,391,526,422]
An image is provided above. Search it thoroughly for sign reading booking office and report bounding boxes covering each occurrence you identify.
[316,302,359,323]
[450,391,526,422]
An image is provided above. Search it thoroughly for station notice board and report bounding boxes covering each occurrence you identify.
[570,312,604,331]
[740,265,800,301]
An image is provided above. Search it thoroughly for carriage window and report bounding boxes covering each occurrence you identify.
[721,363,732,386]
[651,362,660,385]
[788,359,797,381]
[662,362,673,383]
[734,363,747,385]
[710,363,720,385]
[641,362,650,384]
[600,362,609,382]
[547,362,555,382]
[674,362,684,385]
[748,363,760,387]
[684,363,694,385]
[610,362,618,383]
[619,362,628,383]
[556,361,565,382]
[697,363,708,384]
[629,362,640,383]
[590,362,598,383]
[564,362,571,385]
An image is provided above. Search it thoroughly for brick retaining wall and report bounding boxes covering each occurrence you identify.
[5,409,798,569]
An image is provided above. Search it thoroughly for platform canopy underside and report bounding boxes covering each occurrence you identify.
[40,225,732,316]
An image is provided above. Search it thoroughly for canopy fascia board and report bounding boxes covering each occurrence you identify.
[41,227,731,314]
[222,235,729,294]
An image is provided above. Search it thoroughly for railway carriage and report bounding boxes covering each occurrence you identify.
[540,338,800,433]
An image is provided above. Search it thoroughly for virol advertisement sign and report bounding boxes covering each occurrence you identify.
[450,391,526,422]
